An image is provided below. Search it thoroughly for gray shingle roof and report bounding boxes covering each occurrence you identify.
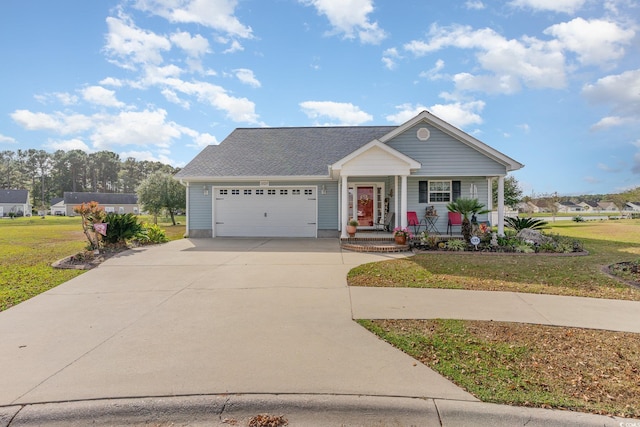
[175,126,396,178]
[63,192,138,205]
[0,189,28,204]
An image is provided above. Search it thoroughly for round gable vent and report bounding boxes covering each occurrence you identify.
[417,127,431,141]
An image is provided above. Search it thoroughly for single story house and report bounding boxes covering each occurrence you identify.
[174,111,524,238]
[597,201,618,212]
[0,189,31,217]
[624,202,640,212]
[555,201,582,213]
[49,197,65,215]
[58,192,140,216]
[525,201,550,213]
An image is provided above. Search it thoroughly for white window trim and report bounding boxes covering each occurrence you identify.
[428,180,452,203]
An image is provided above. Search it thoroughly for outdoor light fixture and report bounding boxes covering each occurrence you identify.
[321,184,327,195]
[388,188,394,198]
[203,185,209,196]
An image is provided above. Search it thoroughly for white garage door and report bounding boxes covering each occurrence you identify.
[214,186,317,237]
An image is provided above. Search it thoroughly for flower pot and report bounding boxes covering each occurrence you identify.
[394,235,407,245]
[346,225,357,237]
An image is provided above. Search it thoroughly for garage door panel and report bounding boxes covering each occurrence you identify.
[214,187,317,237]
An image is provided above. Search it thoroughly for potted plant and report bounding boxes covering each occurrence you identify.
[346,219,359,237]
[446,198,490,243]
[393,226,412,245]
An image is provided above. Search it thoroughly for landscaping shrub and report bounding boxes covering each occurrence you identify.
[505,216,548,231]
[140,223,169,244]
[102,213,145,245]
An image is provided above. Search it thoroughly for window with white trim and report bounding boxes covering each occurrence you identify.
[219,189,228,195]
[428,180,451,202]
[304,189,313,195]
[280,189,288,195]
[267,189,276,195]
[292,189,301,195]
[244,189,252,195]
[231,189,239,195]
[255,189,264,195]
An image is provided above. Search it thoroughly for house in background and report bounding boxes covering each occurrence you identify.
[175,111,524,239]
[555,201,582,213]
[577,201,599,212]
[0,189,31,217]
[58,192,139,216]
[50,197,64,215]
[597,201,618,213]
[624,202,640,212]
[525,200,549,213]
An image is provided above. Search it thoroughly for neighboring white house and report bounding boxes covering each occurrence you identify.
[555,201,582,213]
[526,201,549,213]
[623,202,640,212]
[175,110,524,238]
[57,192,140,216]
[0,189,31,217]
[598,201,618,212]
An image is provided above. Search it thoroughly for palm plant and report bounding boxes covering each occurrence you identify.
[504,216,548,231]
[446,198,490,242]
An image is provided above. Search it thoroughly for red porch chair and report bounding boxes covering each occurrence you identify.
[407,211,425,234]
[447,212,462,235]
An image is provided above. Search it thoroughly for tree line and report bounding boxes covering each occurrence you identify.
[0,149,179,209]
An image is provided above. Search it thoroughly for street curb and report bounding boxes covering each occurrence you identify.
[1,394,637,427]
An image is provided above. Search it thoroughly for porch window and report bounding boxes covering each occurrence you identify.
[422,180,461,203]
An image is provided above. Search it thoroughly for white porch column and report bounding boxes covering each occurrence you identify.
[340,175,349,238]
[486,178,493,212]
[400,175,408,228]
[394,176,399,228]
[497,176,505,236]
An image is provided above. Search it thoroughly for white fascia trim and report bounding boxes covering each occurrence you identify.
[331,139,421,171]
[379,110,524,172]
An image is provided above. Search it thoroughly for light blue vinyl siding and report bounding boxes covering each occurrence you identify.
[387,124,508,176]
[188,185,212,231]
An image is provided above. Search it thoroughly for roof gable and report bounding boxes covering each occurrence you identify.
[380,111,524,172]
[331,140,421,177]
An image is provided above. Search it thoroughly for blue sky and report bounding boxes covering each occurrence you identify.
[1,0,638,196]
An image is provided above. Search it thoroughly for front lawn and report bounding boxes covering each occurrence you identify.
[355,219,640,417]
[0,215,185,311]
[359,319,639,417]
[348,219,640,301]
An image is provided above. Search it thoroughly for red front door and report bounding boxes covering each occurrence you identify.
[357,186,374,226]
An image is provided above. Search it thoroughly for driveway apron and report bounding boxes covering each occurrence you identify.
[0,238,476,405]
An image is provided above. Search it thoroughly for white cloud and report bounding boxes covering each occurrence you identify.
[382,48,400,70]
[465,1,485,10]
[509,0,586,14]
[234,68,261,88]
[583,69,640,128]
[34,92,79,105]
[104,13,171,69]
[133,0,253,39]
[0,134,17,144]
[10,110,94,134]
[404,24,566,94]
[45,138,91,152]
[99,77,124,87]
[301,0,386,44]
[161,88,191,109]
[81,86,126,108]
[90,109,181,149]
[544,18,635,66]
[517,123,531,133]
[300,101,373,125]
[419,59,446,80]
[170,31,210,57]
[386,100,485,129]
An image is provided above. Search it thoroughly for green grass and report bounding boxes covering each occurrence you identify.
[0,215,186,311]
[348,219,640,300]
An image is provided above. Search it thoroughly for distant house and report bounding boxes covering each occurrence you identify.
[597,201,618,212]
[577,201,598,212]
[623,202,640,212]
[59,192,140,216]
[526,201,549,213]
[0,189,31,217]
[555,201,582,213]
[50,197,65,215]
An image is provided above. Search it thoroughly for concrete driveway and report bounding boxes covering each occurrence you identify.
[0,238,475,406]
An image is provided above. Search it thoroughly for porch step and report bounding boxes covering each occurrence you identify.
[340,240,410,253]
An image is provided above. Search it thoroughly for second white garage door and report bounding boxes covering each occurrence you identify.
[214,186,317,237]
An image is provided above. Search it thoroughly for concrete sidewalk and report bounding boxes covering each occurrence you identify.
[0,238,637,426]
[350,287,640,333]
